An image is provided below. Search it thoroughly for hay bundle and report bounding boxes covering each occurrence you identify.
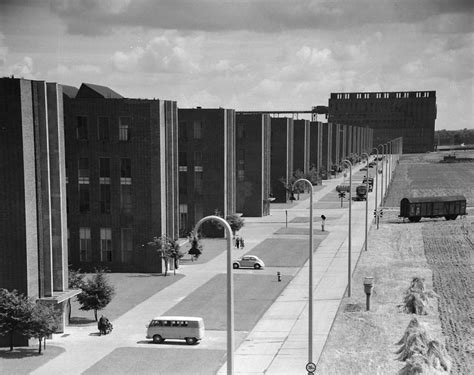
[395,318,430,361]
[402,277,439,315]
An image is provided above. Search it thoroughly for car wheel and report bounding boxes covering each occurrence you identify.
[254,264,261,270]
[153,335,164,344]
[233,263,239,269]
[186,337,197,345]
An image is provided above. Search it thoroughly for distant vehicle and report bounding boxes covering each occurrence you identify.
[399,196,467,222]
[355,185,368,201]
[362,177,374,192]
[336,184,351,193]
[233,255,265,270]
[146,316,204,345]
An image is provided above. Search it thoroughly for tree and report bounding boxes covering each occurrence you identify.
[146,236,184,276]
[67,268,85,321]
[0,288,33,351]
[26,303,60,354]
[76,269,115,321]
[225,213,245,236]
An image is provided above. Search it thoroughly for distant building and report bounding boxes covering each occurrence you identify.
[178,108,236,235]
[321,122,332,176]
[328,91,436,153]
[309,121,323,175]
[270,117,294,203]
[293,119,310,174]
[63,83,178,273]
[0,78,79,346]
[235,113,271,217]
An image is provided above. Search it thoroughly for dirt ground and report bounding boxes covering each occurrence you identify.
[316,152,474,375]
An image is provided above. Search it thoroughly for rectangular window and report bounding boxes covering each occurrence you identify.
[119,117,131,141]
[77,116,88,140]
[78,158,89,184]
[120,158,132,185]
[100,158,111,184]
[179,122,187,141]
[237,124,245,139]
[179,171,187,194]
[195,171,203,194]
[194,151,202,166]
[179,204,188,232]
[79,227,91,262]
[121,228,133,262]
[178,152,187,166]
[100,228,112,262]
[193,120,202,139]
[121,184,132,213]
[98,117,110,140]
[79,184,90,213]
[100,184,111,214]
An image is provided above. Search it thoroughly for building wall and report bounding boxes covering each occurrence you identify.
[328,91,436,153]
[64,97,178,272]
[236,113,271,217]
[321,122,332,177]
[293,119,310,174]
[178,108,236,235]
[309,121,322,173]
[270,117,294,203]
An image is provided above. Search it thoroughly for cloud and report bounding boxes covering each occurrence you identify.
[9,56,35,77]
[50,0,474,36]
[0,33,7,68]
[110,33,200,74]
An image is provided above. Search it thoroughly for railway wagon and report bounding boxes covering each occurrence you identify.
[400,195,467,222]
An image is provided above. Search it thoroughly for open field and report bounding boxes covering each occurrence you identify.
[317,152,474,374]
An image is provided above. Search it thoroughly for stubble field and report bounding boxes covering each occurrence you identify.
[316,151,474,375]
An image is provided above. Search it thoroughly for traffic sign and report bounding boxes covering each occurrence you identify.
[306,362,316,372]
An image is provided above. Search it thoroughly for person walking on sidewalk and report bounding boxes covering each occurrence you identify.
[321,215,326,231]
[235,236,241,249]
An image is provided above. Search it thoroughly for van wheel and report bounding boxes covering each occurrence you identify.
[233,263,239,269]
[186,337,197,345]
[153,335,164,344]
[254,264,261,270]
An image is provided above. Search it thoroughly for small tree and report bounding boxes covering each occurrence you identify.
[26,303,60,354]
[225,213,245,236]
[67,268,85,321]
[0,289,33,351]
[146,236,184,276]
[76,269,115,321]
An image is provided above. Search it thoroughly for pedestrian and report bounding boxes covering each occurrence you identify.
[321,215,326,232]
[235,236,240,249]
[240,237,245,248]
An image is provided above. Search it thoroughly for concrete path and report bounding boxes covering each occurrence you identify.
[32,162,383,375]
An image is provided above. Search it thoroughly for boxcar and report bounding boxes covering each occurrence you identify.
[399,196,467,222]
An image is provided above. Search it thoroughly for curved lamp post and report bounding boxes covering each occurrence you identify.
[361,152,369,251]
[341,159,352,297]
[372,147,380,229]
[378,144,385,208]
[291,178,314,364]
[193,216,234,375]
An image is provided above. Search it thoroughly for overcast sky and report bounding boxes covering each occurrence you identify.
[0,0,472,130]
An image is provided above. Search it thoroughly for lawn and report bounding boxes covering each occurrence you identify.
[0,346,65,375]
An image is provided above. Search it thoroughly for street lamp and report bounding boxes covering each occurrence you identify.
[372,147,380,229]
[341,159,352,297]
[291,178,314,364]
[193,216,234,375]
[361,152,369,251]
[377,144,385,208]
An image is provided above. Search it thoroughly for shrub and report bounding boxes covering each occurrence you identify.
[76,269,115,321]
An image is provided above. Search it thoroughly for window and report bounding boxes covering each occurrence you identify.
[194,151,202,166]
[193,120,202,139]
[77,116,88,140]
[79,227,91,262]
[237,149,245,181]
[121,228,133,262]
[100,184,111,214]
[121,158,132,183]
[119,117,131,141]
[237,124,245,139]
[178,152,187,166]
[121,184,132,213]
[195,171,203,194]
[179,172,187,194]
[179,122,187,141]
[100,158,111,184]
[79,184,90,213]
[98,117,110,140]
[100,228,112,262]
[78,158,89,184]
[179,204,188,232]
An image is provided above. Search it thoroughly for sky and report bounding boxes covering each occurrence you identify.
[0,0,472,131]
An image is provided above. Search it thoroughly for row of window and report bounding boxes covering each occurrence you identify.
[76,116,131,141]
[178,121,203,141]
[335,92,432,100]
[78,183,132,214]
[76,157,131,183]
[78,227,132,263]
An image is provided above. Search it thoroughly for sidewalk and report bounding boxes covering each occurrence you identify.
[218,171,379,374]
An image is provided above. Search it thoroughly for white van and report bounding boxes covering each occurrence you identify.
[146,316,204,345]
